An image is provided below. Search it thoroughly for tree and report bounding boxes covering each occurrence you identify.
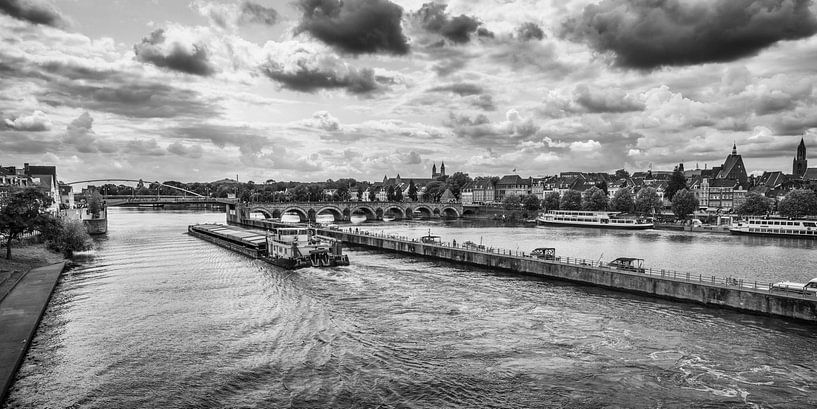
[521,194,540,211]
[407,180,418,201]
[503,194,522,210]
[734,192,771,215]
[671,189,699,219]
[0,188,53,260]
[87,190,104,217]
[635,187,661,215]
[394,186,403,202]
[614,169,630,179]
[595,180,609,195]
[542,191,560,211]
[582,186,608,211]
[386,185,396,201]
[445,172,471,199]
[609,187,635,213]
[423,181,446,202]
[778,189,817,218]
[665,165,687,201]
[368,187,377,202]
[560,190,582,210]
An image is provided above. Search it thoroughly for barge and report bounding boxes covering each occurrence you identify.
[188,223,349,269]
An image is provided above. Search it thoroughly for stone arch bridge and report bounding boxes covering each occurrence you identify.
[233,201,463,222]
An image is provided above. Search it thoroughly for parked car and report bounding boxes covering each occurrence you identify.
[530,247,557,260]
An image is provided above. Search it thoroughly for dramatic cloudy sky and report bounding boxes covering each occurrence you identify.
[2,0,817,183]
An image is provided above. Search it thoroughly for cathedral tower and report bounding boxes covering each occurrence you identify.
[793,138,807,178]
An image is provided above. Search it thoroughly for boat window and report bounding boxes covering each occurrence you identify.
[805,222,817,228]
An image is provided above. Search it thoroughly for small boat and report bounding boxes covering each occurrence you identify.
[420,230,442,244]
[537,210,653,229]
[770,278,817,295]
[729,218,817,239]
[530,247,557,260]
[382,215,396,222]
[607,257,645,273]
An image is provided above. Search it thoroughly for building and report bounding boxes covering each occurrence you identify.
[431,162,446,179]
[712,143,748,187]
[793,137,808,178]
[59,183,75,209]
[696,178,747,210]
[495,175,531,201]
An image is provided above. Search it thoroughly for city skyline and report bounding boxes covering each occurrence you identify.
[2,0,817,183]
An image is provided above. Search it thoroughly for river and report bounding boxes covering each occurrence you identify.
[4,208,817,408]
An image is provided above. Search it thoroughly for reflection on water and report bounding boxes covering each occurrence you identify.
[4,208,817,408]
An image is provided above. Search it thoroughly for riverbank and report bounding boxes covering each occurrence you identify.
[0,261,66,404]
[0,244,65,302]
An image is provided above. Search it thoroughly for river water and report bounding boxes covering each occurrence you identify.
[4,209,817,408]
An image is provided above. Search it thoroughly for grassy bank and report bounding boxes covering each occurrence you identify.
[0,243,65,301]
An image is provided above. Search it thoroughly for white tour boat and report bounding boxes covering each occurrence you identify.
[729,218,817,239]
[536,210,653,229]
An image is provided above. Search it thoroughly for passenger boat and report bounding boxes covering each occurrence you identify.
[729,218,817,238]
[188,224,349,269]
[536,210,653,229]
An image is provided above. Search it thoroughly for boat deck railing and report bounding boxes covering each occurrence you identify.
[324,227,815,299]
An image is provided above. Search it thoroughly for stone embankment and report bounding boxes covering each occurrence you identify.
[317,227,817,323]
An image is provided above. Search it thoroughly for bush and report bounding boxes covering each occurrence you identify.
[48,219,93,257]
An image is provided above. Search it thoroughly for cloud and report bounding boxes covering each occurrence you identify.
[561,0,817,69]
[300,111,341,131]
[470,94,496,111]
[411,2,486,44]
[0,0,65,27]
[3,110,51,131]
[125,139,166,156]
[295,0,409,55]
[134,29,216,76]
[516,22,544,41]
[428,83,483,96]
[167,142,204,158]
[194,1,277,29]
[403,151,422,165]
[260,47,383,94]
[573,84,646,113]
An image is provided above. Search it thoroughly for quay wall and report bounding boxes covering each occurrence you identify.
[317,228,817,323]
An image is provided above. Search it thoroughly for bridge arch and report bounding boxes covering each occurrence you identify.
[351,205,377,220]
[383,206,406,219]
[249,207,274,219]
[282,207,309,222]
[413,205,433,218]
[442,207,460,218]
[315,205,344,222]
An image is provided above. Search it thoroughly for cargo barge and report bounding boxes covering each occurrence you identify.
[188,224,349,269]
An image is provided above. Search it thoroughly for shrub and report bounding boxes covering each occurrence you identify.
[48,219,93,257]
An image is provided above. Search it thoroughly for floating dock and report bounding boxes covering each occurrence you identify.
[315,227,817,323]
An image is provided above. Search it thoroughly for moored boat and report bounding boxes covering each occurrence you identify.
[729,218,817,238]
[536,210,653,229]
[188,223,349,269]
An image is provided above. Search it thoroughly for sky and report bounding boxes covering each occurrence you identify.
[2,0,817,184]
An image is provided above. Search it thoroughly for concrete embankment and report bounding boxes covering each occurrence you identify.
[317,228,817,323]
[0,262,66,404]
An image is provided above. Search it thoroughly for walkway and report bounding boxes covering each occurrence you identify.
[0,262,65,404]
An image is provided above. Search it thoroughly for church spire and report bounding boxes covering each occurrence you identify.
[732,142,737,155]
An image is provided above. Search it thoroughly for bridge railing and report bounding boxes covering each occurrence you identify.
[327,227,800,297]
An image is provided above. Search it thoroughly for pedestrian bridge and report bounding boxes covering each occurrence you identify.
[103,195,237,206]
[233,201,463,222]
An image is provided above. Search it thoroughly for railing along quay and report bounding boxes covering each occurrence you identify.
[315,227,817,321]
[331,227,791,293]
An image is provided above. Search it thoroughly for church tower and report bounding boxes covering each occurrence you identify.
[793,138,807,178]
[440,161,446,177]
[432,163,437,178]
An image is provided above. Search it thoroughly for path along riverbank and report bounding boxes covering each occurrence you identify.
[0,261,66,404]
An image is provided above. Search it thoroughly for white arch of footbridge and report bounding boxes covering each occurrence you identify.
[64,179,203,197]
